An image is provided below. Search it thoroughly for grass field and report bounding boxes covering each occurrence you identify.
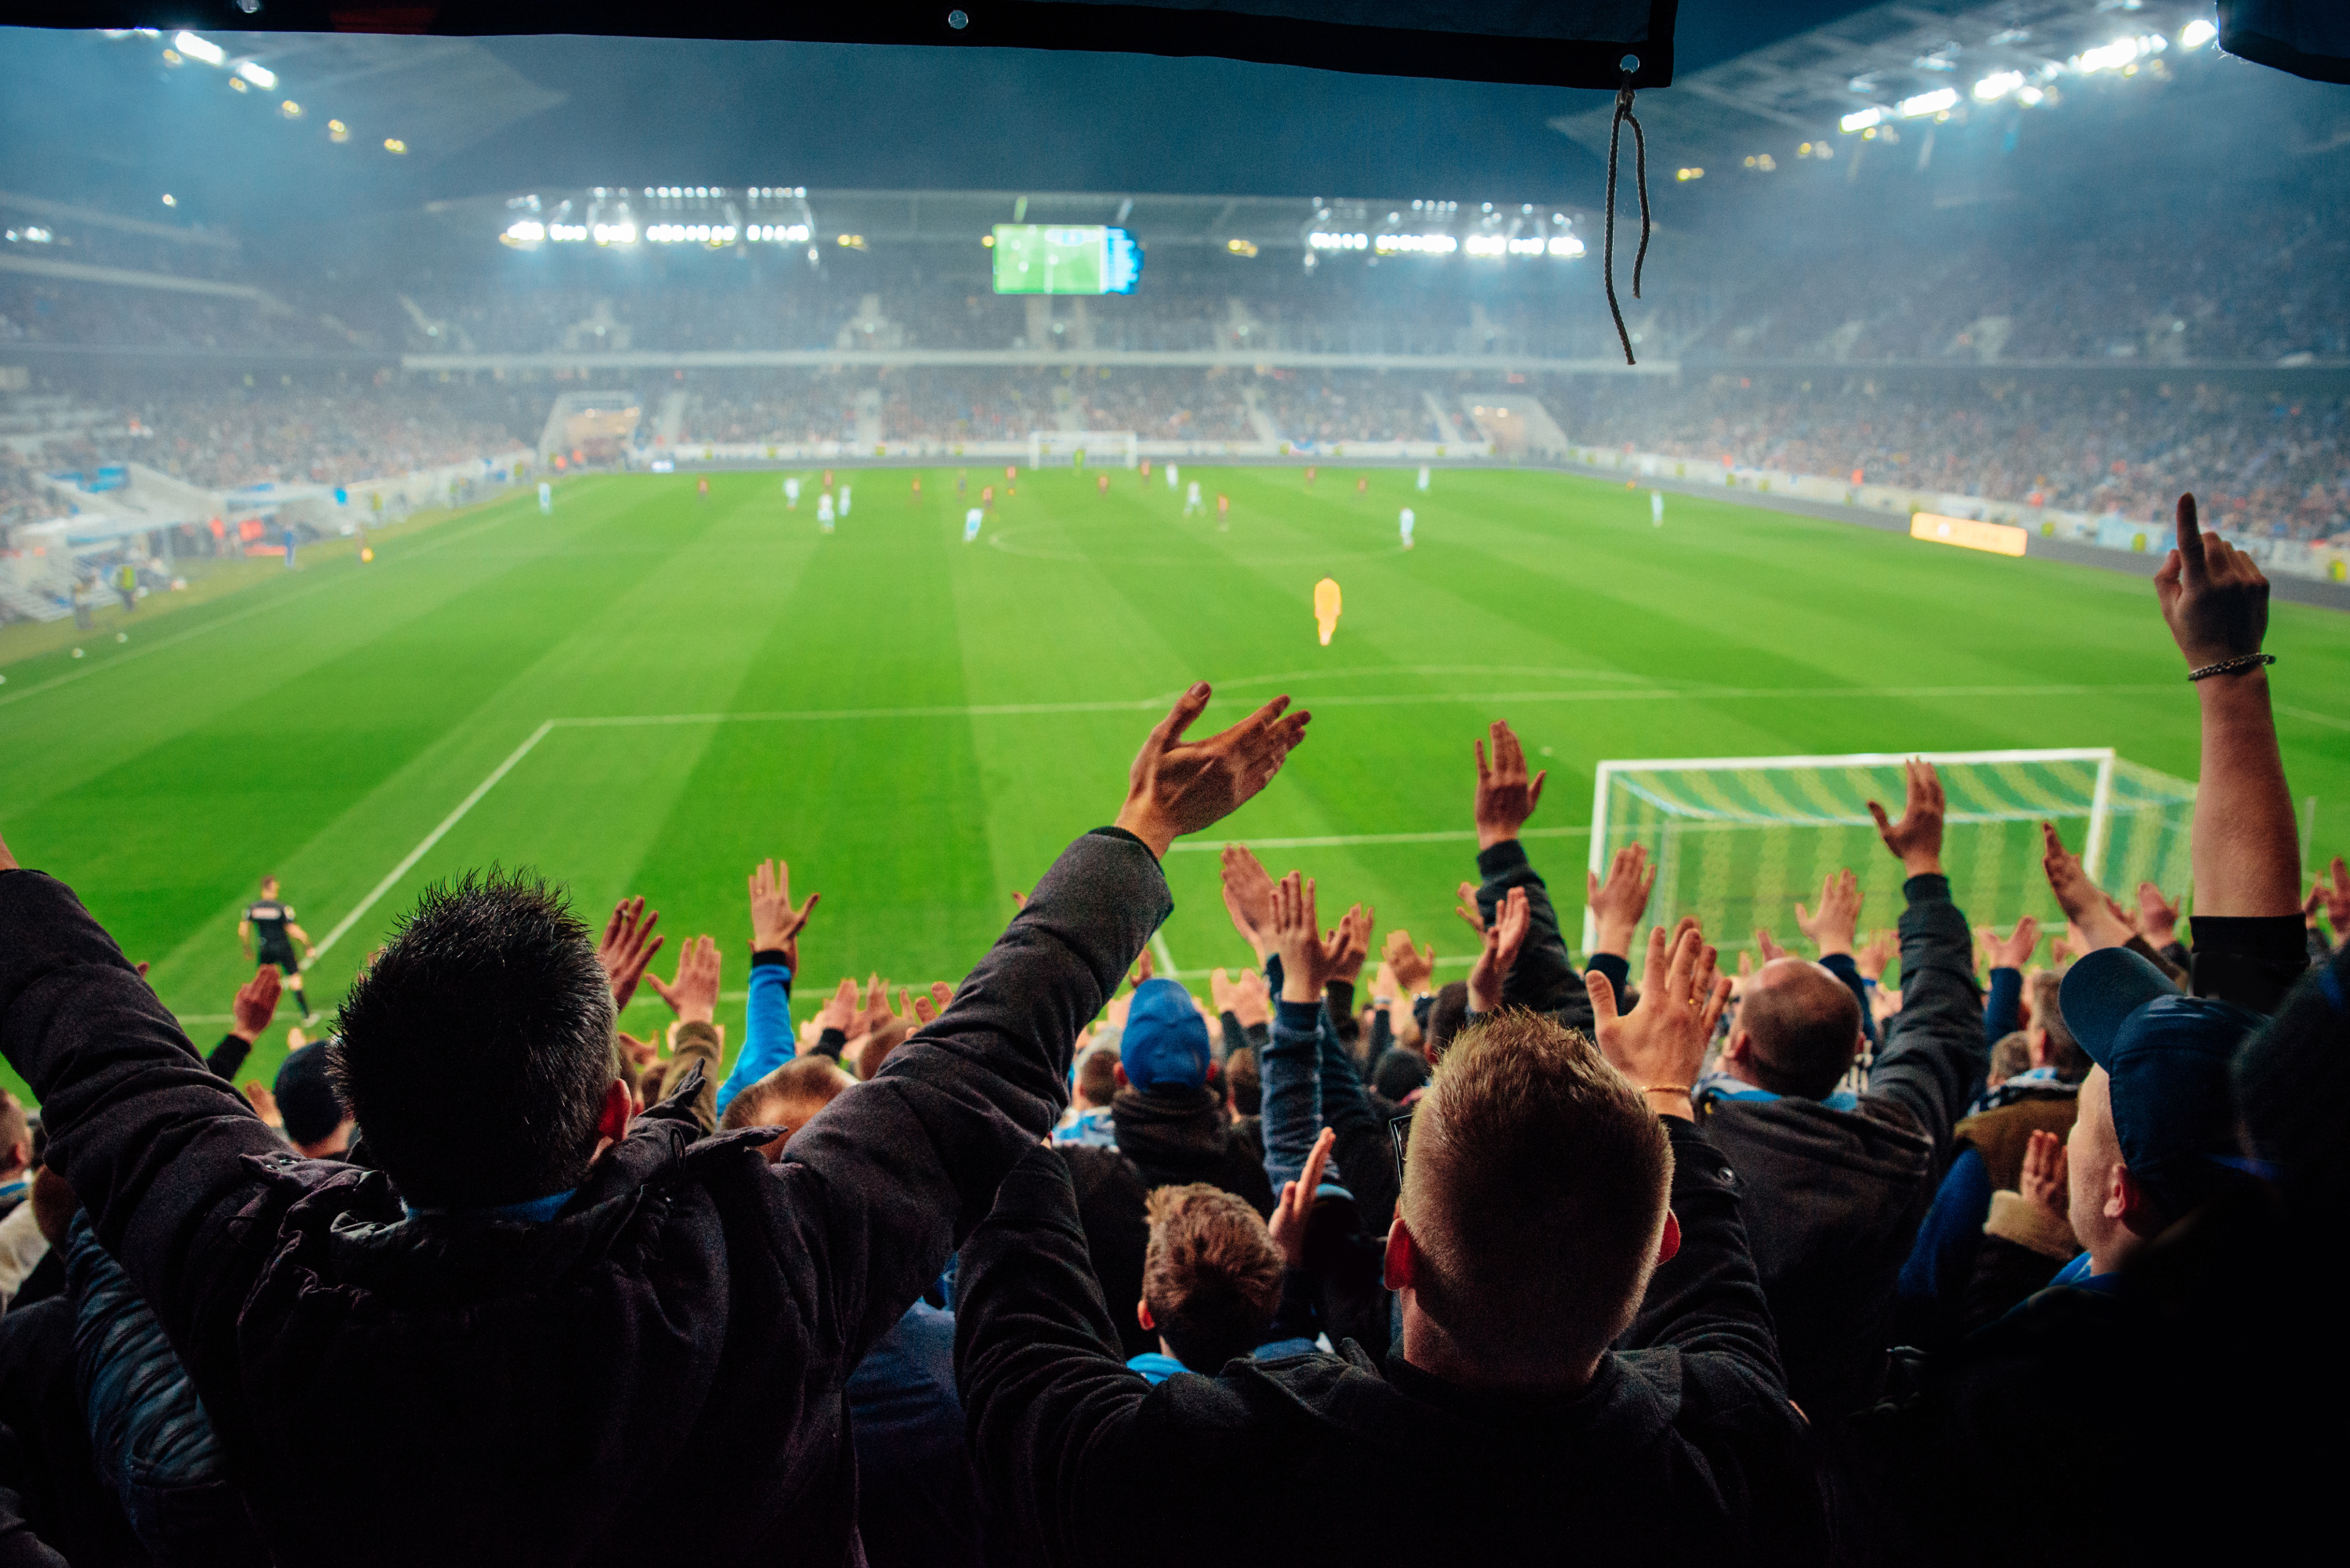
[5,462,2347,1103]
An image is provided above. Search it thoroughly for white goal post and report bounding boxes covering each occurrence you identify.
[1027,430,1140,470]
[1581,749,2198,958]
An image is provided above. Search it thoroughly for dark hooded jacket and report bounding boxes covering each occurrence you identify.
[1696,873,1986,1418]
[957,1123,1824,1566]
[0,829,1164,1567]
[1109,1086,1275,1216]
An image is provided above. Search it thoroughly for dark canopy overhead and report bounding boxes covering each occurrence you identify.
[14,0,1677,89]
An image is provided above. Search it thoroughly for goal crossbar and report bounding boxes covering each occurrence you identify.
[1579,747,2182,954]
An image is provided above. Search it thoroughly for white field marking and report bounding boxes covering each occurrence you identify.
[0,492,547,712]
[304,674,2199,970]
[303,721,556,967]
[1173,826,1590,852]
[2277,703,2350,732]
[1152,930,1180,977]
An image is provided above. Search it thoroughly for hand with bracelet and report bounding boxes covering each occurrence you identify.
[1584,921,1730,1122]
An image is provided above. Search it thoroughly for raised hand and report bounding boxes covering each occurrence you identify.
[2136,883,2183,947]
[1983,916,2041,971]
[1753,928,1792,964]
[2154,492,2269,671]
[596,896,664,1011]
[1271,872,1347,1003]
[1268,1126,1336,1270]
[1585,922,1731,1122]
[1227,967,1271,1028]
[911,982,955,1027]
[2019,1128,2068,1220]
[1115,685,1312,858]
[244,1079,283,1129]
[1332,903,1375,985]
[811,977,859,1045]
[2312,857,2350,947]
[853,974,893,1038]
[2039,822,2132,952]
[1467,886,1531,1013]
[616,1030,661,1070]
[1855,928,1898,981]
[1867,758,1946,877]
[1454,881,1487,937]
[1219,844,1278,959]
[648,935,722,1027]
[1585,844,1658,956]
[230,965,283,1042]
[1381,929,1436,995]
[1794,868,1863,959]
[1126,948,1156,989]
[747,858,819,968]
[1473,720,1547,850]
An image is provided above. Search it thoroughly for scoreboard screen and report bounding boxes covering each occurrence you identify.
[991,226,1144,294]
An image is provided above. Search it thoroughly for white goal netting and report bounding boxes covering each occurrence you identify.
[1027,431,1139,469]
[1583,750,2197,958]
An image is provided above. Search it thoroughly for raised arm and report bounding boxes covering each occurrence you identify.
[204,966,283,1081]
[1865,761,1986,1162]
[776,686,1310,1367]
[1468,721,1586,1017]
[0,832,289,1352]
[714,855,819,1119]
[2156,493,2307,1012]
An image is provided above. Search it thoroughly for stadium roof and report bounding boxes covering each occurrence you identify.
[1551,0,2216,162]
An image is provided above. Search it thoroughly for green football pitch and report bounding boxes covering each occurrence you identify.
[4,463,2347,1103]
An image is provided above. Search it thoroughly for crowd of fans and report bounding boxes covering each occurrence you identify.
[0,500,2336,1564]
[1554,376,2350,540]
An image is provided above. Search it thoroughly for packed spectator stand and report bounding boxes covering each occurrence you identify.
[0,503,2337,1563]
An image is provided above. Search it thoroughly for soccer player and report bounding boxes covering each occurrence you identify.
[982,484,994,508]
[1098,472,1111,497]
[956,470,967,499]
[817,491,836,533]
[538,481,553,515]
[1305,465,1317,486]
[784,476,801,510]
[1399,505,1415,549]
[1216,493,1231,530]
[965,505,984,544]
[1356,475,1368,496]
[839,484,851,517]
[1167,462,1180,493]
[1184,480,1204,516]
[240,876,318,1023]
[697,475,710,501]
[1417,464,1431,493]
[281,528,298,571]
[911,475,922,502]
[1651,490,1665,527]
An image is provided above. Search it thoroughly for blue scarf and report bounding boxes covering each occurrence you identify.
[1694,1069,1859,1114]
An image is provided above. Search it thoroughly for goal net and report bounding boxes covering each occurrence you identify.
[1582,750,2197,960]
[1027,431,1139,469]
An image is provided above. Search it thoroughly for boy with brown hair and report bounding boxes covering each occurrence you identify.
[1127,1183,1285,1384]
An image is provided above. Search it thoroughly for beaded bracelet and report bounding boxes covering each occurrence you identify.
[2186,652,2275,682]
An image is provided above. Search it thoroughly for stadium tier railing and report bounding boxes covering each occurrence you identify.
[640,435,1497,465]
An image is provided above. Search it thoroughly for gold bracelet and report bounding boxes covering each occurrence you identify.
[1640,1084,1694,1097]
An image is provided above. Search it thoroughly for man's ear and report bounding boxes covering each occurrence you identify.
[2111,1164,2164,1236]
[1381,1216,1416,1293]
[595,1078,631,1147]
[1655,1210,1682,1267]
[1720,1030,1752,1070]
[1137,1299,1156,1333]
[2026,1025,2052,1069]
[1113,1063,1129,1089]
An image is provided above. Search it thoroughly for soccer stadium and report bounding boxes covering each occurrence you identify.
[0,5,2345,1563]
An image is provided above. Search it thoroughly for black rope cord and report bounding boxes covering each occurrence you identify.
[1603,70,1654,367]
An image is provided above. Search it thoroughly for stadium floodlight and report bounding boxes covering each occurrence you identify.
[1840,107,1883,133]
[1899,87,1958,117]
[1548,234,1585,257]
[174,31,225,66]
[1582,750,2196,958]
[1972,70,2023,102]
[2180,18,2217,49]
[235,60,277,89]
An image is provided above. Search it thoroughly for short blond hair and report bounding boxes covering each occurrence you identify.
[1399,1010,1672,1374]
[721,1056,854,1133]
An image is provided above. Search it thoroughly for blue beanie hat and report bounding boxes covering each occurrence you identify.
[1120,978,1211,1093]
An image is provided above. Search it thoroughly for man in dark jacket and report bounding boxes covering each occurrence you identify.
[0,683,1307,1568]
[957,917,1823,1567]
[1693,759,1985,1417]
[1110,978,1275,1215]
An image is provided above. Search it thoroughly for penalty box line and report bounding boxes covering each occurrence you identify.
[307,675,2306,967]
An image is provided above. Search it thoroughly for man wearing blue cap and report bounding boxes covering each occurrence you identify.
[1111,979,1274,1216]
[1833,494,2309,1562]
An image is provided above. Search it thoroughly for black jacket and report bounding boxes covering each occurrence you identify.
[956,1121,1823,1567]
[0,828,1166,1567]
[1109,1086,1276,1216]
[1697,873,1985,1417]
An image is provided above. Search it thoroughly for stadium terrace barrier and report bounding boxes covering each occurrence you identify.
[1564,445,2350,585]
[640,437,1497,464]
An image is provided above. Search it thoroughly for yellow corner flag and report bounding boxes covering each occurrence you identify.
[1314,578,1343,646]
